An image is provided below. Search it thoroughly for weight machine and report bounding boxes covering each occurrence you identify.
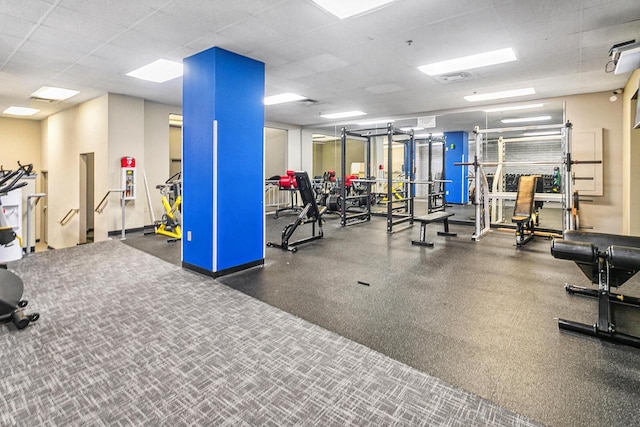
[0,163,39,329]
[457,122,600,243]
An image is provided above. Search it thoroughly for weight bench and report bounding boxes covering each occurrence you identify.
[512,175,540,247]
[551,230,640,348]
[267,171,326,252]
[411,211,456,247]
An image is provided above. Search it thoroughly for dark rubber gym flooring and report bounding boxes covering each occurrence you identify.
[125,214,640,427]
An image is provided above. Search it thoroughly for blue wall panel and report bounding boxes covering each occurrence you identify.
[182,47,265,276]
[444,131,469,204]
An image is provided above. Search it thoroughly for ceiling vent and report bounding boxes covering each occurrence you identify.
[300,99,324,107]
[610,40,640,74]
[436,72,473,83]
[30,96,58,103]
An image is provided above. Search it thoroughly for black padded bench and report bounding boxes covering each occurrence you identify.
[411,211,456,247]
[551,230,640,348]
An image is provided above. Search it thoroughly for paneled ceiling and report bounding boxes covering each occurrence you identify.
[0,0,638,127]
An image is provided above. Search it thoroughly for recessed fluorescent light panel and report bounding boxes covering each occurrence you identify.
[126,59,183,83]
[464,87,535,102]
[357,119,394,125]
[311,0,396,19]
[264,93,307,105]
[483,103,544,113]
[418,48,517,76]
[501,115,551,124]
[31,86,79,101]
[321,111,367,119]
[3,106,40,116]
[522,131,561,136]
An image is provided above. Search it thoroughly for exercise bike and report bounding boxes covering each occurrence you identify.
[0,163,39,329]
[155,171,182,241]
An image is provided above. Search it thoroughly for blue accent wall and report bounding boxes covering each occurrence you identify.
[444,131,468,204]
[183,47,265,274]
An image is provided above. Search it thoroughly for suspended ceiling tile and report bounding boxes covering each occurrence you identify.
[185,33,233,54]
[0,34,22,61]
[30,26,104,55]
[582,1,640,31]
[150,2,250,33]
[0,0,55,23]
[372,0,495,28]
[54,64,118,87]
[0,14,38,39]
[109,30,184,58]
[296,53,350,73]
[20,40,88,66]
[78,44,157,74]
[269,62,316,80]
[250,38,326,66]
[498,0,582,19]
[581,21,640,48]
[216,16,288,49]
[56,0,158,27]
[264,77,311,96]
[295,24,377,54]
[42,5,128,42]
[252,0,333,37]
[365,84,405,94]
[132,12,215,46]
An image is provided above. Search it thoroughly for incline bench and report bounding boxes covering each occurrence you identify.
[512,175,541,247]
[551,230,640,348]
[411,211,457,247]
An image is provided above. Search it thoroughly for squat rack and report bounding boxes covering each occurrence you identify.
[340,123,415,233]
[459,121,599,241]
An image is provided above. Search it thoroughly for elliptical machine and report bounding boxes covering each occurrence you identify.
[0,163,39,329]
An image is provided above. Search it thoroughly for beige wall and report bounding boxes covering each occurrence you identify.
[147,102,177,224]
[107,94,145,232]
[0,117,43,241]
[565,91,624,233]
[622,69,640,234]
[265,127,287,179]
[0,117,41,172]
[318,138,365,176]
[44,95,109,248]
[42,94,180,249]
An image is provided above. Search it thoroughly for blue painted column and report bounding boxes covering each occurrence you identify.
[182,47,265,277]
[444,131,469,204]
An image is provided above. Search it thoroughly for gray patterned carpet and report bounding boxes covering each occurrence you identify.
[0,241,541,426]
